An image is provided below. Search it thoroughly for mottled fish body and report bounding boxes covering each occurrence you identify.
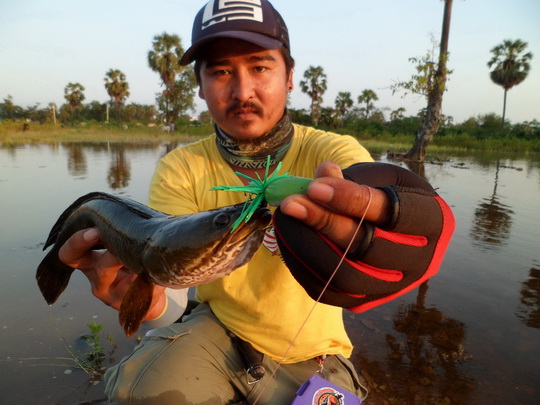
[36,192,271,336]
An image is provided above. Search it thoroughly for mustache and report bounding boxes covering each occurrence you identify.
[226,101,263,117]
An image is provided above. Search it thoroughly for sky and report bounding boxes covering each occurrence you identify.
[1,0,539,125]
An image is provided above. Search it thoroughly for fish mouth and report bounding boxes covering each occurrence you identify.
[214,206,272,267]
[228,206,272,244]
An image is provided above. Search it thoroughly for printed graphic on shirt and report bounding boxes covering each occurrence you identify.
[262,227,279,255]
[312,387,345,405]
[202,0,263,30]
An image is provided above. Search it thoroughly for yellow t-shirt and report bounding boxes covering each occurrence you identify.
[148,124,373,363]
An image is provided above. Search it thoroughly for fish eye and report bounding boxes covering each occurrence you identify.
[213,213,231,228]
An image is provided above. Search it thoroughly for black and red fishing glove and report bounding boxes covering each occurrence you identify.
[273,162,455,312]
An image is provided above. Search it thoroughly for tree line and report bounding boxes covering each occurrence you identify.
[1,29,536,144]
[1,32,196,127]
[289,36,536,142]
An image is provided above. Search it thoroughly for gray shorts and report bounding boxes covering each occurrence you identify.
[104,303,368,404]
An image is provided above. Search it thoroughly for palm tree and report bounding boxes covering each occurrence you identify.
[300,65,327,125]
[64,82,85,111]
[390,107,406,122]
[334,91,353,126]
[104,69,130,123]
[487,39,533,126]
[148,32,195,124]
[148,33,183,87]
[357,89,379,120]
[64,82,85,123]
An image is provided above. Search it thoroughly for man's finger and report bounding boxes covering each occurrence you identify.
[307,177,390,224]
[314,161,344,179]
[58,228,101,267]
[280,194,359,248]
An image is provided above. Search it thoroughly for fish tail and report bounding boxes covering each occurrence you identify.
[36,249,75,305]
[119,273,154,337]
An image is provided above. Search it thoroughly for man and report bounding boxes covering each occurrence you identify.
[60,1,453,403]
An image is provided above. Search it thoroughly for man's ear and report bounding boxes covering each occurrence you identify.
[287,70,294,92]
[198,86,205,100]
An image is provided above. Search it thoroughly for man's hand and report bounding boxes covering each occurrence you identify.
[279,161,390,251]
[59,228,167,321]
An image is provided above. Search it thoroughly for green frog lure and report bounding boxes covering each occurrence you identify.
[210,156,311,231]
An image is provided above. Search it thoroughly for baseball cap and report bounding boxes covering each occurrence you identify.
[180,0,290,65]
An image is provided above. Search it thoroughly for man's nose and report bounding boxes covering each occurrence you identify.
[231,70,255,101]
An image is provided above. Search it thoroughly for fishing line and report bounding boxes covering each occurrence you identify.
[252,186,373,404]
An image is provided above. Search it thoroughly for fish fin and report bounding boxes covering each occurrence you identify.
[43,192,164,250]
[119,273,154,337]
[43,192,111,250]
[36,248,75,305]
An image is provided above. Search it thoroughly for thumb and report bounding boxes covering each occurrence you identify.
[59,227,101,267]
[314,161,344,179]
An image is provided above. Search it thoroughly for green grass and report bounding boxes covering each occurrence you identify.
[0,121,211,145]
[2,120,539,157]
[352,131,540,156]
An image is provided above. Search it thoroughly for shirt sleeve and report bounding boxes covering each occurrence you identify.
[148,150,200,216]
[143,288,189,329]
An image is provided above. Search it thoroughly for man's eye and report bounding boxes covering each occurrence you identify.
[253,66,268,73]
[213,69,231,76]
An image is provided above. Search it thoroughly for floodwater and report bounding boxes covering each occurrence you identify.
[1,142,539,404]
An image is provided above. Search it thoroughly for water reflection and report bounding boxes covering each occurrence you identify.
[58,141,169,193]
[517,266,540,330]
[402,159,426,178]
[469,160,514,250]
[164,140,181,156]
[352,282,475,404]
[107,145,131,189]
[65,143,87,177]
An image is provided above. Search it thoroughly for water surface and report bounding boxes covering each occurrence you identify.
[1,142,538,404]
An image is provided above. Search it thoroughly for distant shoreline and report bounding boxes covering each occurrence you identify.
[1,121,539,157]
[0,122,208,145]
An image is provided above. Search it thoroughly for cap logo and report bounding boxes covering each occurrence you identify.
[202,0,263,30]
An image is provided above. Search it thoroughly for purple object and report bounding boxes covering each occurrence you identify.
[291,374,362,405]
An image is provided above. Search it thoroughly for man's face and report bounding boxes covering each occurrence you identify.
[198,39,293,141]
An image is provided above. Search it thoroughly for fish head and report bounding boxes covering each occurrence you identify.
[145,203,271,287]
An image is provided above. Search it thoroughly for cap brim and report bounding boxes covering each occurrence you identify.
[180,31,284,66]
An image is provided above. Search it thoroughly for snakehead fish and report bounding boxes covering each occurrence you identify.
[36,192,271,336]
